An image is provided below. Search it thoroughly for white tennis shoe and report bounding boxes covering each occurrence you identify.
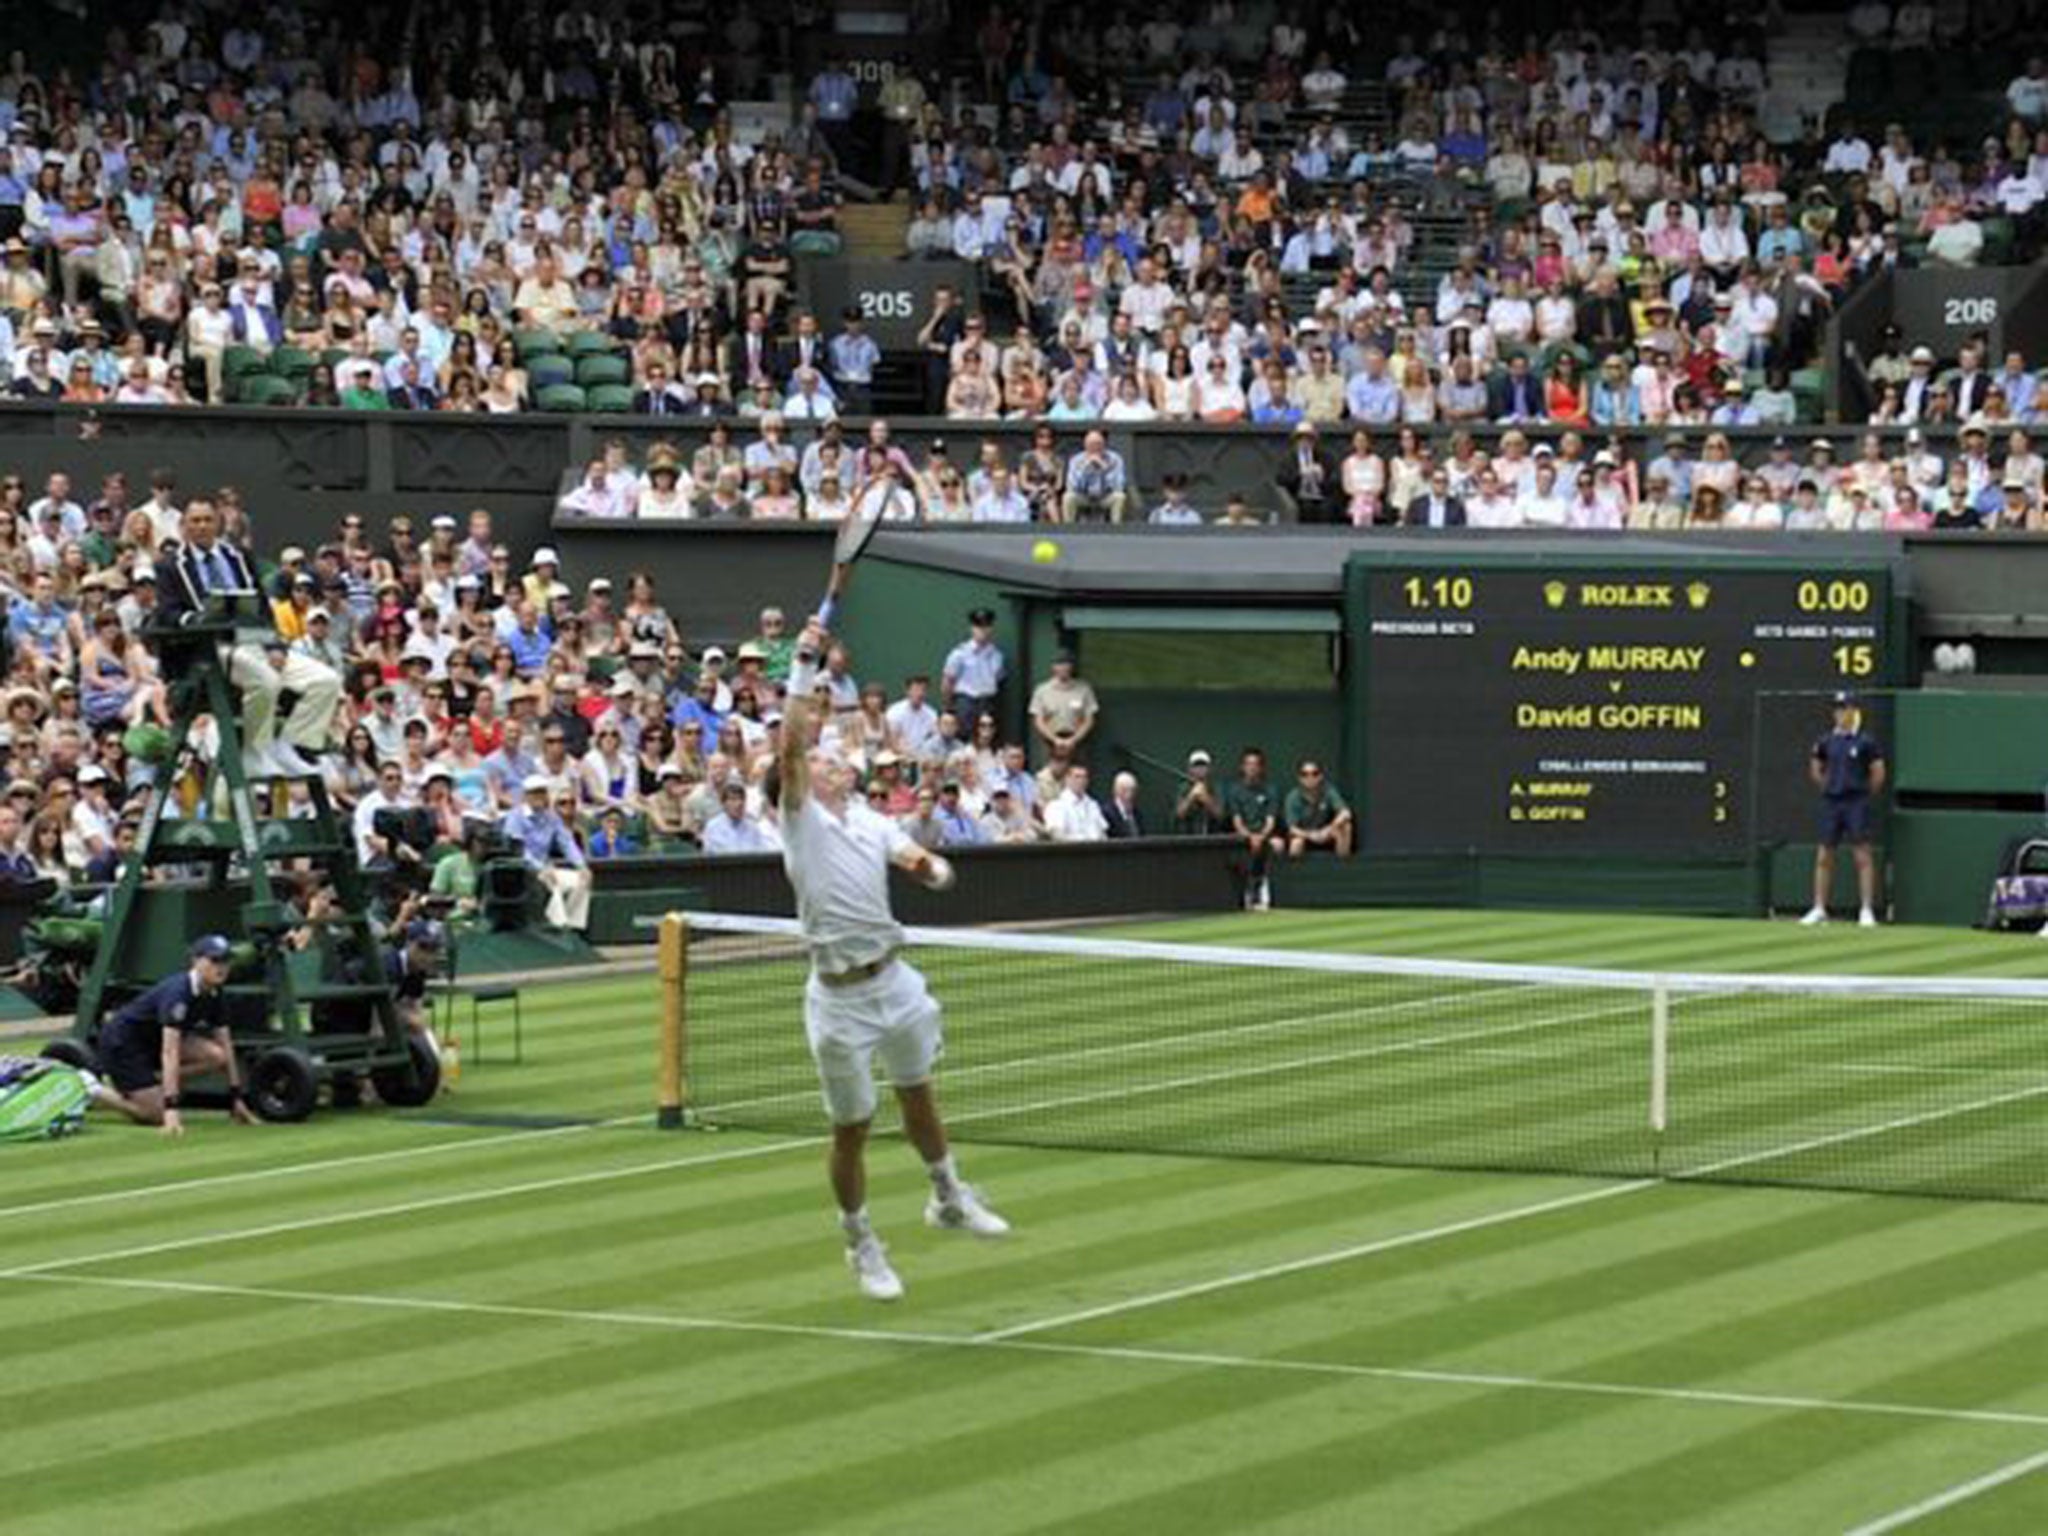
[847,1236,904,1302]
[1799,906,1828,926]
[925,1184,1011,1237]
[1859,907,1879,928]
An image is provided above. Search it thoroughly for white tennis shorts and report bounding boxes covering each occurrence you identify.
[804,958,944,1125]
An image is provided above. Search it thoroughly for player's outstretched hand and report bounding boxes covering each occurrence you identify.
[161,1108,185,1138]
[924,854,956,891]
[229,1100,261,1127]
[800,615,829,653]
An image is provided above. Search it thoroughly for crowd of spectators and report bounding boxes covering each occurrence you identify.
[552,404,2048,529]
[0,2,2043,440]
[0,465,1358,924]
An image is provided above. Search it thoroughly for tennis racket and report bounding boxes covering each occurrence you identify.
[817,497,886,630]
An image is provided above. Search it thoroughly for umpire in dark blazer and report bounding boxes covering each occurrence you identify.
[154,496,341,779]
[1404,467,1467,528]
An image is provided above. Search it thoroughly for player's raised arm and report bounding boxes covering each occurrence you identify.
[778,617,829,810]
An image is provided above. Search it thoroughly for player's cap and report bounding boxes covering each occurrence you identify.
[1531,443,1555,457]
[78,764,108,783]
[700,645,727,663]
[522,773,552,794]
[431,513,457,530]
[968,606,996,626]
[588,575,612,591]
[1188,748,1213,766]
[190,934,233,962]
[531,546,560,567]
[1832,690,1858,707]
[1910,345,1936,363]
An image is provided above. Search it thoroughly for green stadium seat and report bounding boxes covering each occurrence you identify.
[320,346,351,368]
[586,383,636,413]
[564,330,615,357]
[222,345,268,383]
[536,382,588,413]
[239,375,301,407]
[576,354,630,387]
[528,354,575,389]
[514,328,563,359]
[272,345,316,380]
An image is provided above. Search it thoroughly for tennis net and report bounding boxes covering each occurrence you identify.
[659,912,2048,1203]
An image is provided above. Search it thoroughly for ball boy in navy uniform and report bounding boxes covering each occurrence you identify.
[1802,692,1887,928]
[96,934,260,1136]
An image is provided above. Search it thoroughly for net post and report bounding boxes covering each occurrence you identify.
[656,912,689,1129]
[1650,983,1670,1142]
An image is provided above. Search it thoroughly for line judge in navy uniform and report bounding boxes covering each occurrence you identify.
[1802,691,1887,928]
[95,934,260,1136]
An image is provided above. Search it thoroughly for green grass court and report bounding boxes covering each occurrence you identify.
[9,909,2048,1533]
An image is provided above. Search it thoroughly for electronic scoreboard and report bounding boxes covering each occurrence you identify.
[1357,555,1897,854]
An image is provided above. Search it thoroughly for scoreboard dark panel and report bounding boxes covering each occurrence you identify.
[1359,559,1895,855]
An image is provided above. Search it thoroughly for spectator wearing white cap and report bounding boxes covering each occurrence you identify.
[520,548,564,610]
[502,773,591,929]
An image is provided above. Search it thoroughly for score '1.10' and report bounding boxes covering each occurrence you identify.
[1401,575,1475,610]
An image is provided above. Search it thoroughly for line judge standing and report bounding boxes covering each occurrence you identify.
[1802,690,1886,927]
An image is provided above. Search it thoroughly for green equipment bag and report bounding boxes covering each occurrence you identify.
[0,1057,93,1141]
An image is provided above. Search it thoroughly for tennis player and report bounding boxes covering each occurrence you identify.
[769,616,1009,1302]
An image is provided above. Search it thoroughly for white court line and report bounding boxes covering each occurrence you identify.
[0,1136,819,1279]
[1842,1446,2048,1535]
[8,1268,2048,1438]
[0,1116,641,1223]
[979,1078,2048,1343]
[0,994,1638,1281]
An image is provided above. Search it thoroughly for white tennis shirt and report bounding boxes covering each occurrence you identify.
[780,792,912,974]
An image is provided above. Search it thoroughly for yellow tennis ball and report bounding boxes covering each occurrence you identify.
[1032,539,1061,564]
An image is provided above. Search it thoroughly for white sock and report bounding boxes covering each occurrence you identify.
[840,1206,874,1245]
[927,1154,961,1198]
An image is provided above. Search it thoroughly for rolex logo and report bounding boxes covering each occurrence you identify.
[1543,581,1568,609]
[1686,581,1711,610]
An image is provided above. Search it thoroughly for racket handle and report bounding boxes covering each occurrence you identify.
[818,592,840,630]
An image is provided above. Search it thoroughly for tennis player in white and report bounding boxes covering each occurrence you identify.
[770,616,1009,1302]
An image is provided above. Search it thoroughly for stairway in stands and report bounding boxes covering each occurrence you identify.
[1763,12,1851,139]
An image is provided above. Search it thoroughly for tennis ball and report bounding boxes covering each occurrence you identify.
[1032,539,1061,564]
